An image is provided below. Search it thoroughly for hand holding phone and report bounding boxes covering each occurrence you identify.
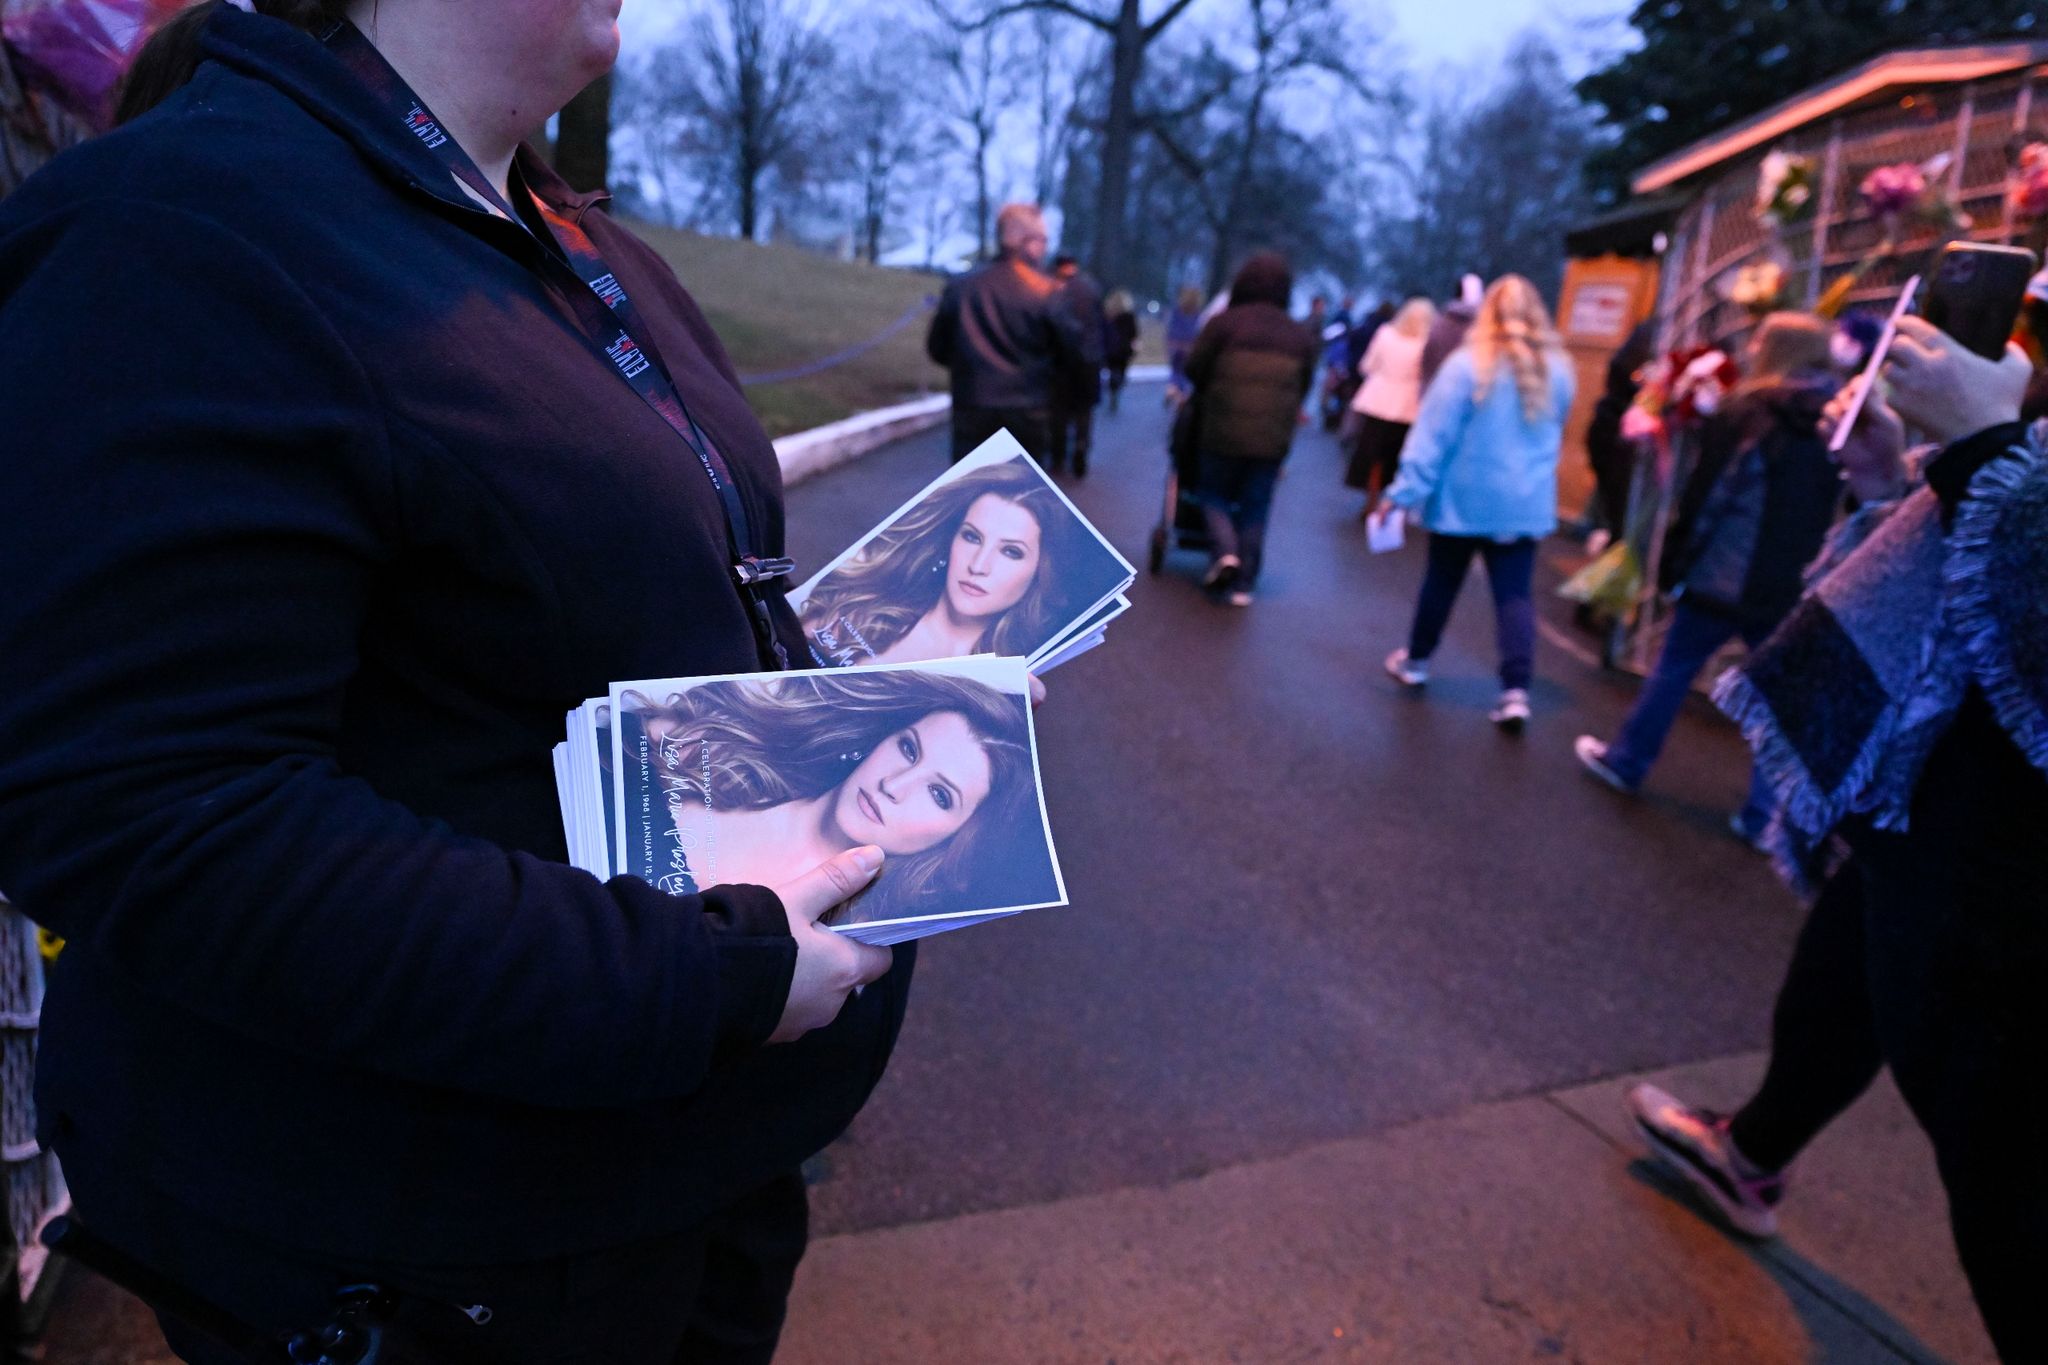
[1882,316,2032,444]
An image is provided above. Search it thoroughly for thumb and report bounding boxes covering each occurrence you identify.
[778,845,884,925]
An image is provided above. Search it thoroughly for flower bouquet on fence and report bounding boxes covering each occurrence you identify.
[1816,152,1973,317]
[2009,136,2048,256]
[1560,346,1742,618]
[1755,149,1817,230]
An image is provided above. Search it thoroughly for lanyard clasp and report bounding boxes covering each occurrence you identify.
[735,556,796,587]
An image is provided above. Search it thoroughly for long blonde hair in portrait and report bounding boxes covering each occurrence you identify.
[1466,275,1565,421]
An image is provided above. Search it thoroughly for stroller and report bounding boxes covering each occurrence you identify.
[1146,392,1213,575]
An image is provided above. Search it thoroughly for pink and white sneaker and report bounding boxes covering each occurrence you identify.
[1626,1082,1788,1239]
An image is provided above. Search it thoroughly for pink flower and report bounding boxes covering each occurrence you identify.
[2010,143,2048,220]
[1620,406,1664,444]
[1859,162,1926,220]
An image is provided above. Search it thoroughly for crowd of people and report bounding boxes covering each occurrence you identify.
[0,0,2043,1355]
[926,204,2048,1357]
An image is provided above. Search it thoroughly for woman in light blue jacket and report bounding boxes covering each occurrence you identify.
[1376,275,1575,731]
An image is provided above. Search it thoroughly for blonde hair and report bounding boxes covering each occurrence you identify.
[1467,275,1564,422]
[1105,289,1134,317]
[1391,297,1437,339]
[1741,311,1833,392]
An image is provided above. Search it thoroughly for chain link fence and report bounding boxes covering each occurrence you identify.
[1659,65,2043,351]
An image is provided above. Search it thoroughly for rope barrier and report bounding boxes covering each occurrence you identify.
[736,296,936,386]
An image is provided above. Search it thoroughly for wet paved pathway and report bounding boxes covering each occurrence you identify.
[38,388,1990,1363]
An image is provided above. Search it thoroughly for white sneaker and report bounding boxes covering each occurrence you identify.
[1383,648,1429,688]
[1225,588,1255,607]
[1574,735,1637,793]
[1627,1083,1787,1240]
[1489,688,1531,733]
[1201,554,1242,590]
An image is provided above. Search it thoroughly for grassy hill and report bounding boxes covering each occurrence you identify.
[629,221,946,439]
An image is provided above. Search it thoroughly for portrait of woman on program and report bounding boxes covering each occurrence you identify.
[794,455,1125,667]
[614,662,1063,928]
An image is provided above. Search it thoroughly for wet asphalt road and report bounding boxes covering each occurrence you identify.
[782,387,1801,1239]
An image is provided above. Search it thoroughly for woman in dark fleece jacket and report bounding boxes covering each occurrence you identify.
[1181,252,1320,606]
[0,1,905,1360]
[1575,313,1848,840]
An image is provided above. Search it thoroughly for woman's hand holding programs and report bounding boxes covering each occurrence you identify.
[767,844,894,1044]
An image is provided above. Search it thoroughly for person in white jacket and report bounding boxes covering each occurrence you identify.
[1344,298,1437,512]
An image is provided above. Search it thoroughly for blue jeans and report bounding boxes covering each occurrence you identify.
[1196,453,1282,586]
[1407,534,1536,690]
[1605,600,1773,831]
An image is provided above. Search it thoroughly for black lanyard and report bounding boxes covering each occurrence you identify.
[325,22,791,669]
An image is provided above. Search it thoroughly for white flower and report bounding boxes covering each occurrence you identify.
[1785,184,1811,207]
[1681,350,1730,385]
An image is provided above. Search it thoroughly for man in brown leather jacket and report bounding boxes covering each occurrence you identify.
[926,203,1083,464]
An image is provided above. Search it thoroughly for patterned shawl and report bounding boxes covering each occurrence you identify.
[1713,424,2048,892]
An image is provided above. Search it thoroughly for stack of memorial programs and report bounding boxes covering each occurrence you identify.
[788,430,1136,672]
[551,431,1132,944]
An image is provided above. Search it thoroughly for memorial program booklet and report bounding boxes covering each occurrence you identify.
[787,431,1135,673]
[551,426,1126,941]
[556,657,1066,945]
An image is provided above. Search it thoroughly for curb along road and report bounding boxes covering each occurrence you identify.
[773,368,1172,487]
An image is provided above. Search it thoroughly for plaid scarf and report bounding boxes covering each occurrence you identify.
[1713,425,2048,891]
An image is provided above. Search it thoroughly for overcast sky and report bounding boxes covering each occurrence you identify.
[620,0,1634,77]
[1389,0,1630,74]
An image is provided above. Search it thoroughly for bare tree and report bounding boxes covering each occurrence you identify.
[666,0,836,240]
[1367,35,1598,301]
[552,72,613,194]
[1022,10,1090,207]
[1140,0,1371,292]
[838,42,936,262]
[940,0,1207,287]
[924,15,1012,260]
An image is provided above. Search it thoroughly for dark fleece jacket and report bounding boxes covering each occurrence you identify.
[0,7,910,1262]
[1665,373,1845,629]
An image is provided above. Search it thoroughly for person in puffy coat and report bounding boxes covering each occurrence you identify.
[1575,312,1844,841]
[1182,251,1321,605]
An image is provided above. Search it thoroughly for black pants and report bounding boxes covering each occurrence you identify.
[1726,693,2048,1361]
[1047,395,1094,473]
[950,404,1048,465]
[65,1157,810,1365]
[1585,409,1633,533]
[1104,365,1129,411]
[1192,453,1281,587]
